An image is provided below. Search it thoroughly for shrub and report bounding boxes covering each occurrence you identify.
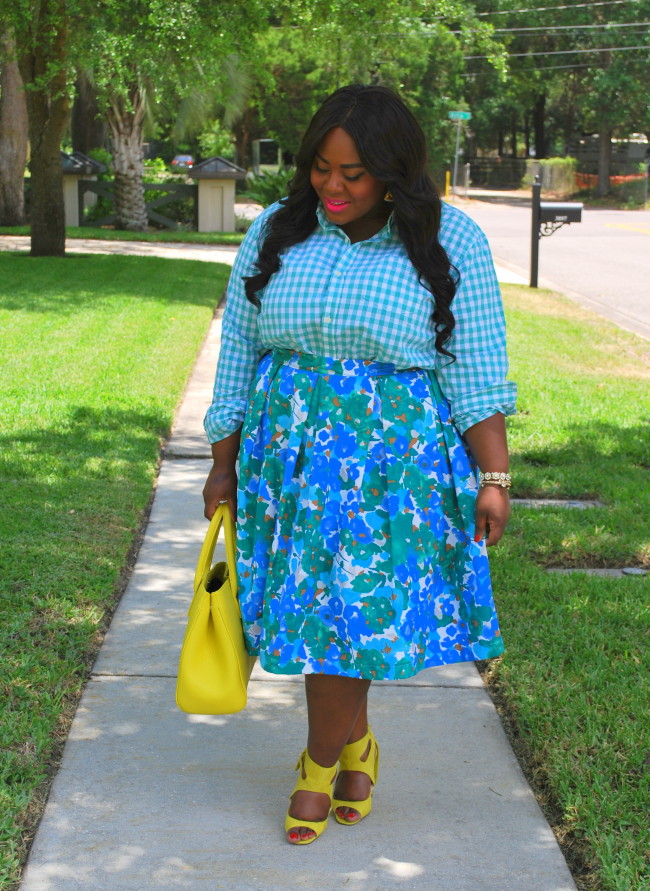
[523,157,578,197]
[143,157,170,182]
[242,168,296,207]
[88,147,113,174]
[198,119,236,161]
[82,149,114,224]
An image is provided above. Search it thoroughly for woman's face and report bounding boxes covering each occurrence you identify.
[310,127,389,240]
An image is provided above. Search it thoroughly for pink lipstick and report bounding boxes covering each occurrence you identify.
[323,198,350,213]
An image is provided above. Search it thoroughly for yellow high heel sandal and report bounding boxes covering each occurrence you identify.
[285,749,337,845]
[332,727,379,825]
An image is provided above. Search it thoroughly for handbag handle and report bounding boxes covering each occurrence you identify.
[194,504,238,597]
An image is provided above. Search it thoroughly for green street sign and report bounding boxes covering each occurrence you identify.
[448,111,472,121]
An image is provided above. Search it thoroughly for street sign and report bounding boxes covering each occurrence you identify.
[448,112,472,195]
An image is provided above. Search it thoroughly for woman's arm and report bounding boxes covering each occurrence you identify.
[202,209,276,520]
[462,412,510,547]
[434,218,517,436]
[203,429,242,522]
[203,212,271,446]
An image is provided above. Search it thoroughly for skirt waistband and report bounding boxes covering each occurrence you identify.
[271,348,406,377]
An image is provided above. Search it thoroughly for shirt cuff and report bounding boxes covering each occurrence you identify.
[450,382,518,434]
[204,401,246,444]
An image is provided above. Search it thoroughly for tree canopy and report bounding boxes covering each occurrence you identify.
[2,0,648,250]
[466,0,650,183]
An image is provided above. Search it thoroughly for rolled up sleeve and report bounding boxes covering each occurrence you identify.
[435,229,517,434]
[203,212,270,443]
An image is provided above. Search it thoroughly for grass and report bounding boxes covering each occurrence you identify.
[0,259,648,890]
[576,192,649,211]
[0,225,245,245]
[0,253,230,888]
[484,285,650,890]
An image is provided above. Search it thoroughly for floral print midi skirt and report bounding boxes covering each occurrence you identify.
[236,349,504,680]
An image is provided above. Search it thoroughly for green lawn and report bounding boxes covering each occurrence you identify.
[0,260,648,890]
[0,226,245,245]
[0,253,230,888]
[486,286,650,891]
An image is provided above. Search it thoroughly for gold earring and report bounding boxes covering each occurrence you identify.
[384,191,394,202]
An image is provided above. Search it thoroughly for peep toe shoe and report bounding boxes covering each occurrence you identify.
[285,749,337,845]
[332,726,380,825]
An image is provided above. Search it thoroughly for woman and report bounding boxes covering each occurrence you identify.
[203,84,516,845]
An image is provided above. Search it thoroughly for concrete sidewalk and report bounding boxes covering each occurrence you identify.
[21,293,574,889]
[0,232,529,285]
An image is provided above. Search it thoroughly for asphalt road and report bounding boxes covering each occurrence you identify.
[460,195,650,340]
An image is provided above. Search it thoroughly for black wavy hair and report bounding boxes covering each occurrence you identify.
[244,84,458,357]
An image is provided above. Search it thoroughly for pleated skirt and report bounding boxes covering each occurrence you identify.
[236,349,504,680]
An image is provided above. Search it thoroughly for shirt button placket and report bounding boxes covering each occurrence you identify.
[323,253,347,352]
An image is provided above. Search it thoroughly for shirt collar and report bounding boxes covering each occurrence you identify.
[316,202,395,244]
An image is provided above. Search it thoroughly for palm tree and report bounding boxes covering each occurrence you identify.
[88,1,259,232]
[106,81,149,231]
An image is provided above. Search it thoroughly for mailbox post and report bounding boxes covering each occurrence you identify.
[530,178,542,289]
[530,175,583,287]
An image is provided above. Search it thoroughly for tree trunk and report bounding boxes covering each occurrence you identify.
[497,129,504,158]
[236,126,250,170]
[524,114,530,158]
[72,72,107,155]
[597,130,612,197]
[0,30,29,226]
[18,13,70,257]
[107,86,147,231]
[233,107,253,169]
[533,94,546,159]
[511,116,517,158]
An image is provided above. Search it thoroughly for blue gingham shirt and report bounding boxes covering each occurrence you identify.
[205,201,516,442]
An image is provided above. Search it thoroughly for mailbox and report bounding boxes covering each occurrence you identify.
[539,201,583,224]
[530,176,583,287]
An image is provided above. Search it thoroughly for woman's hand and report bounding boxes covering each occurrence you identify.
[203,465,238,522]
[474,485,510,547]
[203,430,242,522]
[462,414,511,547]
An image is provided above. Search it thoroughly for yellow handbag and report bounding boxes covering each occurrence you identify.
[176,504,255,714]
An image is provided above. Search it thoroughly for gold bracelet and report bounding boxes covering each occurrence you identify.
[479,471,511,489]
